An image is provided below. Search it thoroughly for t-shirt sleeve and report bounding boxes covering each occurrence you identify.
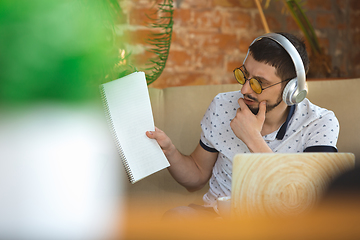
[303,110,339,150]
[200,97,218,152]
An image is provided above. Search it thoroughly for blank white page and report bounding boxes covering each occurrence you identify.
[101,72,169,183]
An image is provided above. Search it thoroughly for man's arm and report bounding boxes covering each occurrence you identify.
[146,127,218,192]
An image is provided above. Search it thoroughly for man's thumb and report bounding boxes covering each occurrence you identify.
[146,126,161,139]
[146,130,156,139]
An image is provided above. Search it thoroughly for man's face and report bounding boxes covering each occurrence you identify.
[240,54,286,115]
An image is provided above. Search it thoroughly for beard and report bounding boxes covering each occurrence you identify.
[244,94,283,115]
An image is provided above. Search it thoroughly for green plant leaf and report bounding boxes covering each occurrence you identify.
[284,0,322,54]
[143,0,174,85]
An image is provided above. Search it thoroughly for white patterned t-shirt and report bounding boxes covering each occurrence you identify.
[200,90,339,207]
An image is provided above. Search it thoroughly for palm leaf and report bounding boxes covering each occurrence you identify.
[283,0,322,54]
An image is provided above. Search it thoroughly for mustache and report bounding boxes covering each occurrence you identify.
[243,94,258,102]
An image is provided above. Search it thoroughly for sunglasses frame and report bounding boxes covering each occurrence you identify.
[233,65,291,94]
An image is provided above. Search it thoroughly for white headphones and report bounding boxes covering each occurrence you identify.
[244,33,307,105]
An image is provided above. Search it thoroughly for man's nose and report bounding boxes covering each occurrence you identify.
[241,79,254,95]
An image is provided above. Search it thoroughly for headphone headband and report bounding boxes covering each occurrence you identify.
[244,33,307,105]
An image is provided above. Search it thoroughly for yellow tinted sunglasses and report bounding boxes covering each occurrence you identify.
[233,65,290,94]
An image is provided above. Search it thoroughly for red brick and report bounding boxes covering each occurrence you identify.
[129,49,157,67]
[212,0,255,8]
[286,15,300,31]
[301,33,323,56]
[255,14,282,32]
[128,0,154,9]
[350,12,360,29]
[223,11,251,30]
[267,15,282,31]
[227,59,243,72]
[316,13,336,28]
[239,37,253,53]
[177,0,211,8]
[173,8,192,27]
[152,71,210,88]
[350,0,360,10]
[337,23,347,30]
[129,8,153,26]
[352,32,360,47]
[184,31,207,50]
[201,32,239,52]
[125,0,359,87]
[167,50,192,67]
[336,0,347,10]
[127,29,152,45]
[305,0,331,11]
[170,30,189,48]
[263,0,283,12]
[336,60,347,77]
[353,53,360,66]
[193,9,222,29]
[243,0,258,8]
[193,52,224,70]
[317,38,330,54]
[128,28,162,45]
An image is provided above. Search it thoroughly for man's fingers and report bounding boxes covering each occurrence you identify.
[237,98,246,109]
[146,127,173,152]
[146,127,169,145]
[257,101,266,120]
[259,101,266,113]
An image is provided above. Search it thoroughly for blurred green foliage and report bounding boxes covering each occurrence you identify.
[0,0,121,104]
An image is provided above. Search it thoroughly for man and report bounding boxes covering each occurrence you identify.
[146,32,339,217]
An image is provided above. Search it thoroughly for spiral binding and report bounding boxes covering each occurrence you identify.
[99,85,135,183]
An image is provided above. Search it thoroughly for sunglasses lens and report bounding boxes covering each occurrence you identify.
[234,69,246,84]
[249,78,262,94]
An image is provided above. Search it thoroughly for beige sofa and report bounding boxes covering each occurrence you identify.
[123,78,360,219]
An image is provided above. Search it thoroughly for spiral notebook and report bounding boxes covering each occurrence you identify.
[100,71,170,184]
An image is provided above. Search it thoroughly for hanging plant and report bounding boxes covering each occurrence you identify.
[102,0,174,84]
[143,0,174,85]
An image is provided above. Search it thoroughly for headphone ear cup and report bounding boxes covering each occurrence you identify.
[282,78,297,106]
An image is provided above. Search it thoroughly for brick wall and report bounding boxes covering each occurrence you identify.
[120,0,360,88]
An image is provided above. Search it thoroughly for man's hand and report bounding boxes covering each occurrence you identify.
[230,98,266,151]
[146,127,218,191]
[146,127,176,157]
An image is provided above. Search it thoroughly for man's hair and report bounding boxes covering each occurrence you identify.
[249,32,309,81]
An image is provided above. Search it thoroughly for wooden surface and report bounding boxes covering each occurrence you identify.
[231,153,355,218]
[119,195,360,240]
